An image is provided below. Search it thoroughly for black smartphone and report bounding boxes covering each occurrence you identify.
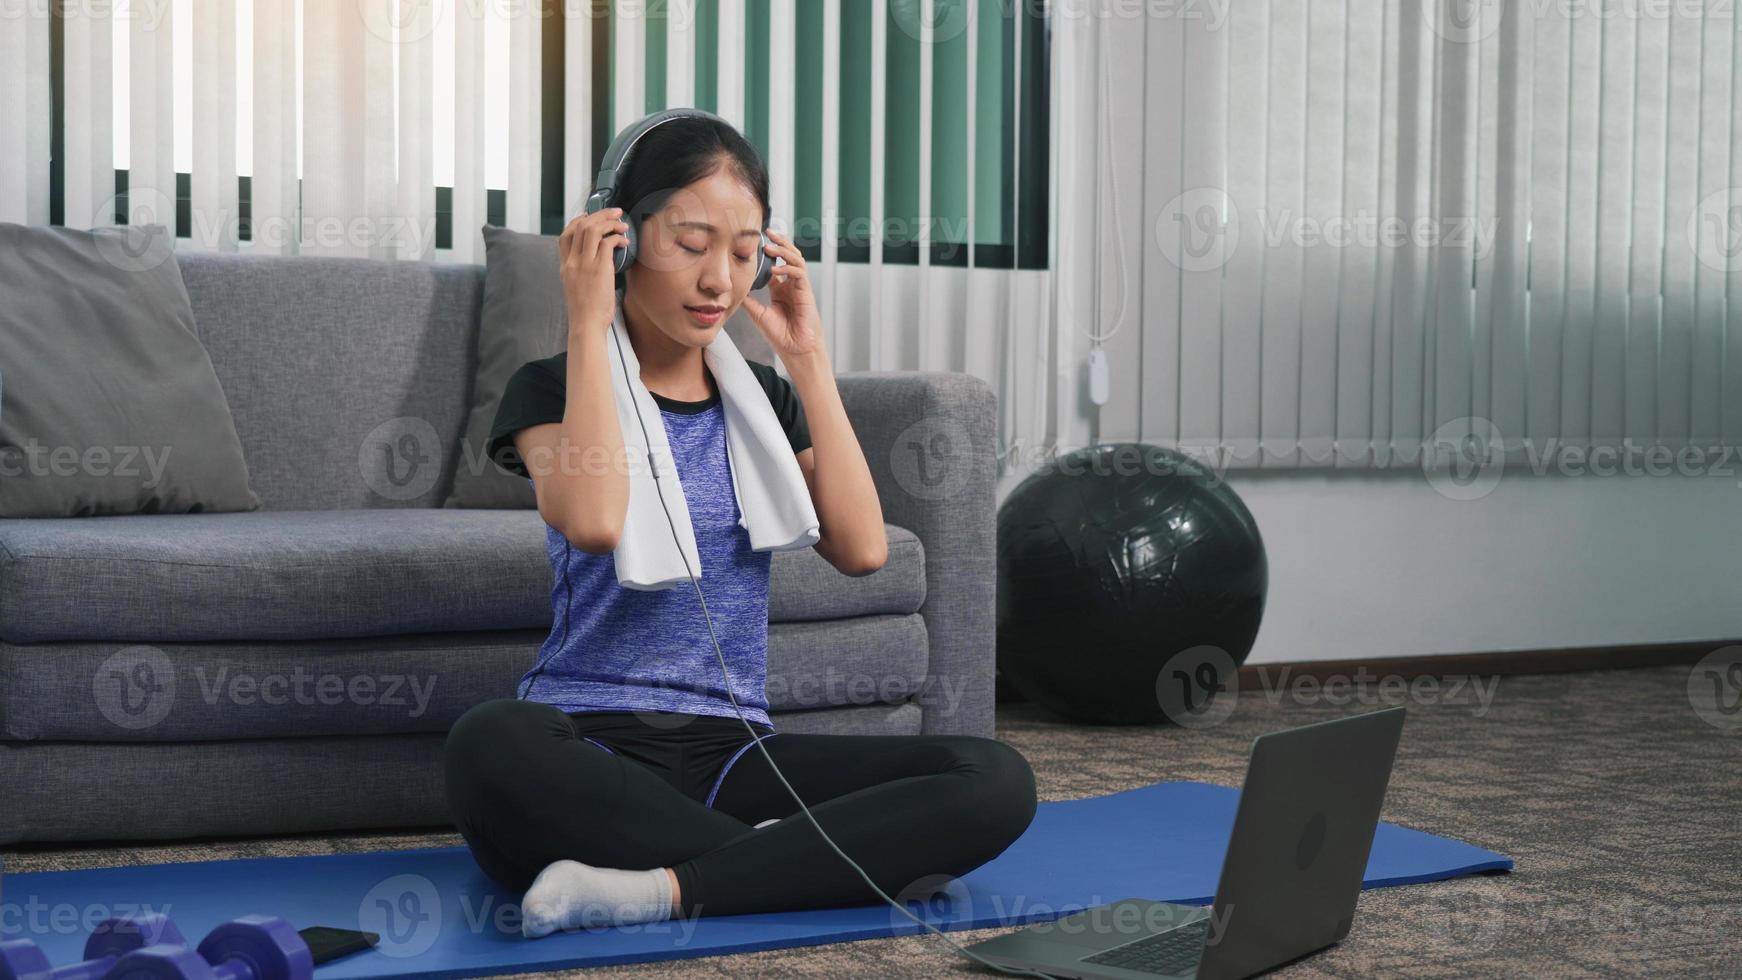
[298,926,380,965]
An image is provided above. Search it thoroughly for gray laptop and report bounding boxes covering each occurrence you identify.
[963,706,1407,979]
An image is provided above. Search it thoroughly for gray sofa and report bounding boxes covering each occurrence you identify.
[0,249,999,846]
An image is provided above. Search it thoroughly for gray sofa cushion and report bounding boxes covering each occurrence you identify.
[0,615,929,742]
[0,510,924,644]
[442,225,570,509]
[0,223,261,517]
[0,510,552,644]
[173,251,485,512]
[768,523,925,621]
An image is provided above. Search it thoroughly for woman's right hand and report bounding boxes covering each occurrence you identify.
[559,206,630,338]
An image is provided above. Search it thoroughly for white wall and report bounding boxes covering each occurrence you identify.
[993,463,1742,666]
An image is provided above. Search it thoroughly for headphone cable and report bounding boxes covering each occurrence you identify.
[608,320,1061,980]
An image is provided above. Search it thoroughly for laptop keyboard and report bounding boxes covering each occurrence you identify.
[1079,917,1211,975]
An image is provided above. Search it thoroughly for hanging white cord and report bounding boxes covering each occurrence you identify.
[1097,3,1130,345]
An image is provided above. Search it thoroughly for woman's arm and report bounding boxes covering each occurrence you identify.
[785,350,888,576]
[514,340,629,554]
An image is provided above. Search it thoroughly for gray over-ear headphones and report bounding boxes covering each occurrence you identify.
[582,107,776,294]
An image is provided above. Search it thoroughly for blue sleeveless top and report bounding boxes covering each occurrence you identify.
[487,355,812,730]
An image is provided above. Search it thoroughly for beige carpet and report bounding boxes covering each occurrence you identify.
[6,665,1738,978]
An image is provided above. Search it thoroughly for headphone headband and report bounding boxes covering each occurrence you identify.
[585,107,775,293]
[588,107,729,211]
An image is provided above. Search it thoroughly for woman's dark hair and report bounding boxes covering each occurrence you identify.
[611,114,770,230]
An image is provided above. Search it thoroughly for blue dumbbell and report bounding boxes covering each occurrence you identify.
[0,913,185,980]
[100,916,311,980]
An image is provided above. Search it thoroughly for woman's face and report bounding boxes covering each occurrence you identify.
[621,166,765,352]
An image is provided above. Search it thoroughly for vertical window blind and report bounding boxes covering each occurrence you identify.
[5,0,1048,274]
[1138,0,1742,469]
[4,0,1057,480]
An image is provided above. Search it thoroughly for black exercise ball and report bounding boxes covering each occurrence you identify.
[996,443,1267,725]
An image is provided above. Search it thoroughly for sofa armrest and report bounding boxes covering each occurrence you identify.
[837,371,998,738]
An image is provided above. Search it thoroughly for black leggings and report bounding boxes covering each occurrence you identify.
[442,698,1038,919]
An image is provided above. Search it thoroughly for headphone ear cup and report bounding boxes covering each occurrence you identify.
[613,216,638,291]
[752,231,773,291]
[616,217,638,274]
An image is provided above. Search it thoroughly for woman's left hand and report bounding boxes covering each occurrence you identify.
[742,229,824,359]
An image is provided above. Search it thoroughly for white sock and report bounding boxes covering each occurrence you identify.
[520,859,674,937]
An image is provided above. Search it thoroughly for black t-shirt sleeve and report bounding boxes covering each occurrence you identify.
[490,356,812,481]
[750,360,813,455]
[487,358,567,480]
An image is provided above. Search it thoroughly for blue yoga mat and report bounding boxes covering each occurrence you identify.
[1,782,1511,979]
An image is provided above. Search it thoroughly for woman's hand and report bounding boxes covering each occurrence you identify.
[558,206,629,340]
[742,229,824,359]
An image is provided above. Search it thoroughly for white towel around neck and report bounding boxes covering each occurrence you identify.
[601,303,821,591]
